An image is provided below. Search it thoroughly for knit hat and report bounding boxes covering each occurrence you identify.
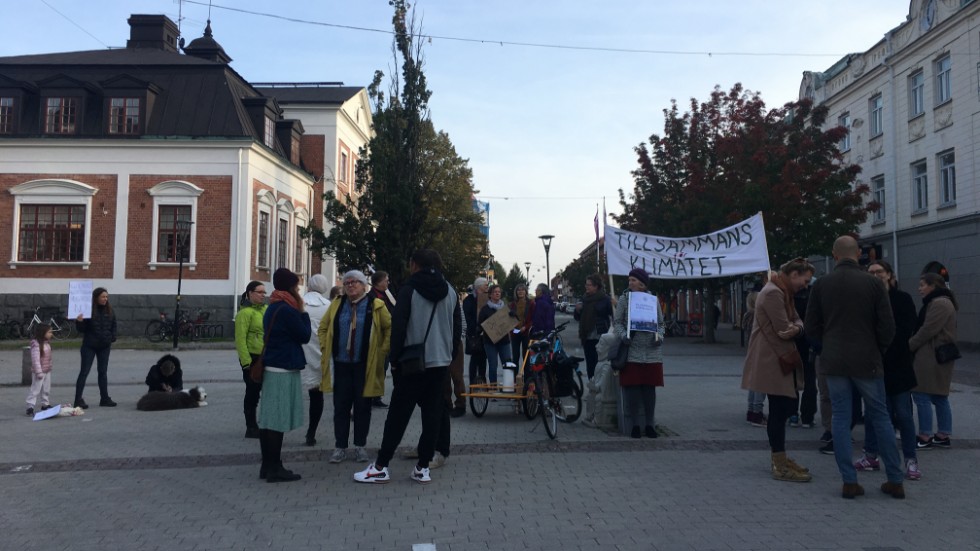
[342,270,369,286]
[273,268,299,291]
[628,268,650,288]
[308,273,331,295]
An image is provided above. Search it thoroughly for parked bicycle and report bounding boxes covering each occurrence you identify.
[520,321,584,438]
[23,306,75,340]
[1,313,24,340]
[145,311,193,342]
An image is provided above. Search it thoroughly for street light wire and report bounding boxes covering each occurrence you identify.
[183,0,848,59]
[39,0,109,48]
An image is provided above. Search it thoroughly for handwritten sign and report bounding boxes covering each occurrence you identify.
[480,307,519,344]
[627,292,659,333]
[68,280,93,319]
[605,212,770,279]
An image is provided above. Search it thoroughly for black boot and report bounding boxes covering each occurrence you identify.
[265,430,301,483]
[258,429,271,480]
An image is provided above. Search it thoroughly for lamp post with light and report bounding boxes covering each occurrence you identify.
[524,261,531,284]
[538,234,554,290]
[173,220,194,350]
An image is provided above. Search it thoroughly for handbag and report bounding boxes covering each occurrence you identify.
[398,300,439,376]
[465,334,482,355]
[610,337,630,371]
[934,342,961,364]
[777,349,803,375]
[249,308,280,384]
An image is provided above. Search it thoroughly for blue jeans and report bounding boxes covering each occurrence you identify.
[864,391,917,461]
[826,376,903,484]
[912,392,952,436]
[483,340,511,385]
[76,344,111,403]
[747,390,765,413]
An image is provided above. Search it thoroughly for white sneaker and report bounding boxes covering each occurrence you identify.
[429,451,447,469]
[329,448,346,464]
[354,447,370,463]
[353,463,390,484]
[410,465,432,484]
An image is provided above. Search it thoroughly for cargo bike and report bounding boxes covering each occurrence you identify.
[462,321,584,439]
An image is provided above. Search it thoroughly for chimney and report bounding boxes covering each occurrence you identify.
[127,14,180,52]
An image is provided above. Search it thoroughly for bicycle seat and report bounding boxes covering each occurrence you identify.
[529,330,548,340]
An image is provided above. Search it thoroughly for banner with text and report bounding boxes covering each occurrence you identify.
[605,213,770,279]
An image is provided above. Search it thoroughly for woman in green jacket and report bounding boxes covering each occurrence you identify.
[236,280,268,438]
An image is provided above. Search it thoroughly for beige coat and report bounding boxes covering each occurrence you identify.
[909,296,957,396]
[741,281,803,398]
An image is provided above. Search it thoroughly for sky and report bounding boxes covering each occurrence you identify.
[2,0,907,285]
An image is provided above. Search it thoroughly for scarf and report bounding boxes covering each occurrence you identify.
[514,298,527,322]
[916,287,955,331]
[578,291,607,340]
[269,289,299,310]
[486,298,505,310]
[769,274,796,320]
[346,294,368,358]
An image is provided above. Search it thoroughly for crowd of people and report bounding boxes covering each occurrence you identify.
[24,238,959,496]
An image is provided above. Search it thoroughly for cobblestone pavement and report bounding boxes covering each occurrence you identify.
[2,319,979,550]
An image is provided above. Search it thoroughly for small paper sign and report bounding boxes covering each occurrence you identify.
[68,280,93,319]
[480,307,519,344]
[627,292,659,333]
[33,404,61,421]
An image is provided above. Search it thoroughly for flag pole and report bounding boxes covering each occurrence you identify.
[603,197,615,297]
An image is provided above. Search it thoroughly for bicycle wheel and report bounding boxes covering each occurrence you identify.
[469,394,489,418]
[522,379,539,419]
[50,321,70,340]
[561,371,584,423]
[145,320,166,342]
[540,394,558,439]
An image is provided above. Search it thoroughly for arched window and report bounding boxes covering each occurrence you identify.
[147,180,204,270]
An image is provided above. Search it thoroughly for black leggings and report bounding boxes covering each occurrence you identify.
[766,394,798,453]
[242,358,262,429]
[307,389,324,439]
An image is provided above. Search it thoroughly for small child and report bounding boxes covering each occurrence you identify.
[145,354,183,393]
[26,324,54,416]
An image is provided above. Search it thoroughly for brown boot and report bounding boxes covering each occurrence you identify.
[771,452,812,482]
[784,456,810,474]
[881,481,906,499]
[841,482,865,499]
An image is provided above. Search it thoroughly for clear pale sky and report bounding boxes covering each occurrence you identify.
[3,0,905,285]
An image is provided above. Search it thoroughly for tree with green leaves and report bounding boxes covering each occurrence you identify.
[500,263,529,300]
[303,1,485,290]
[618,83,873,342]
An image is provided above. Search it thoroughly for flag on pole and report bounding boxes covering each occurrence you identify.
[594,206,599,242]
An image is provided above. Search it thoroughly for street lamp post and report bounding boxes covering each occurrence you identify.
[524,261,531,284]
[538,234,554,289]
[173,220,194,350]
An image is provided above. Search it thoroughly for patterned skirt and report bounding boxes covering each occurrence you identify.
[258,370,304,432]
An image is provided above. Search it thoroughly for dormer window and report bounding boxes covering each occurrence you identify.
[0,97,13,134]
[264,116,275,148]
[109,98,140,134]
[45,97,78,134]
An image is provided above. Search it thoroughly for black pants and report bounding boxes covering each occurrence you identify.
[510,334,530,370]
[796,352,817,424]
[307,389,324,439]
[333,361,372,448]
[468,350,487,384]
[766,394,798,453]
[76,344,111,403]
[376,365,448,469]
[241,356,263,429]
[582,338,600,379]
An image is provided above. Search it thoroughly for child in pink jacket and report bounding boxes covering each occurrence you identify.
[26,324,54,416]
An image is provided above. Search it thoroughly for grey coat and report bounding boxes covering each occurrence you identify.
[804,259,895,378]
[613,290,666,364]
[909,296,957,396]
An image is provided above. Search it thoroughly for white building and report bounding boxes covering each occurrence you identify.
[800,0,978,343]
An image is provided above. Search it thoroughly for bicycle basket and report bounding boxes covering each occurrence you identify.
[551,355,578,397]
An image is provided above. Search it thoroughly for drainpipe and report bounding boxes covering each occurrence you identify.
[883,32,901,278]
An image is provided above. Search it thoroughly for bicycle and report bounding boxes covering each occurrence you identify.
[23,307,75,340]
[664,317,687,337]
[1,313,24,340]
[145,311,193,342]
[520,322,585,438]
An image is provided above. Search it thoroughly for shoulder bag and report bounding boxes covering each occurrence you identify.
[249,308,280,384]
[761,318,802,376]
[398,301,439,376]
[610,336,630,371]
[934,342,961,364]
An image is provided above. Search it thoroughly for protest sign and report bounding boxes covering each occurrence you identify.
[605,212,770,279]
[627,292,659,333]
[480,307,519,344]
[68,280,93,318]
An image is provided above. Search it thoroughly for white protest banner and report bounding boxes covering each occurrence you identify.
[627,292,659,333]
[605,212,770,279]
[68,280,93,319]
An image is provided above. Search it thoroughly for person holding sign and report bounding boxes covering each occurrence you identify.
[74,287,117,409]
[478,285,515,385]
[741,258,815,483]
[612,269,666,439]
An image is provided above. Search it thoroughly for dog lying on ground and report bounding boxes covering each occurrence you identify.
[136,387,208,411]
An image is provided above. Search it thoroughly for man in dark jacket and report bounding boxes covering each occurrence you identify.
[145,354,183,392]
[462,277,489,386]
[805,235,903,500]
[355,249,462,485]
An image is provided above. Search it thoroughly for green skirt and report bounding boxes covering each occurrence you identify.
[258,370,303,432]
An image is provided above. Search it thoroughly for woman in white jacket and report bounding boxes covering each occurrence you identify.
[302,274,332,446]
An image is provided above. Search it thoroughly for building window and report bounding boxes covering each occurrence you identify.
[108,98,140,134]
[277,218,288,270]
[871,175,886,222]
[258,211,270,268]
[44,97,78,134]
[935,55,952,104]
[339,151,349,182]
[294,224,304,275]
[0,97,13,134]
[264,116,275,149]
[156,205,191,262]
[912,160,928,212]
[18,204,86,262]
[837,113,850,151]
[909,71,925,117]
[938,150,956,205]
[869,95,883,137]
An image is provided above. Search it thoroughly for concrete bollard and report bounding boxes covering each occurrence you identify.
[21,346,32,385]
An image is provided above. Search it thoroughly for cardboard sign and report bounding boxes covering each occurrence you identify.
[480,307,519,344]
